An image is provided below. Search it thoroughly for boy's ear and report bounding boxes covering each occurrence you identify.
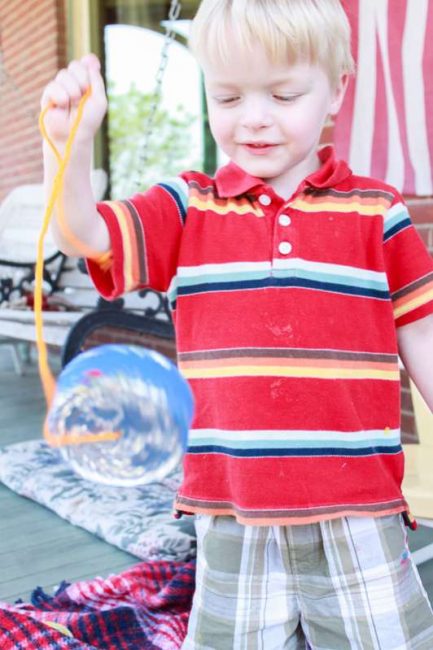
[329,74,350,116]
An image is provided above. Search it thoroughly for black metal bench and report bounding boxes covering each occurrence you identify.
[0,245,176,371]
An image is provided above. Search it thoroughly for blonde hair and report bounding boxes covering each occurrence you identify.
[189,0,355,87]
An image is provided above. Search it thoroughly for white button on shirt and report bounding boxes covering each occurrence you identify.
[258,194,272,206]
[279,214,291,226]
[279,241,293,255]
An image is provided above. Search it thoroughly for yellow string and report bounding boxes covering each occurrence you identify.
[38,89,120,447]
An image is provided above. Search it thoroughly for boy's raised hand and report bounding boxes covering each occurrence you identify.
[40,54,108,147]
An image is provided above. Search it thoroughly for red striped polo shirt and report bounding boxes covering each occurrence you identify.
[88,146,433,526]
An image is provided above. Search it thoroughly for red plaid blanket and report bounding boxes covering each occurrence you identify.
[0,560,195,649]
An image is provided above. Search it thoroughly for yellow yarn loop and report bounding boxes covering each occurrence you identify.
[38,89,119,447]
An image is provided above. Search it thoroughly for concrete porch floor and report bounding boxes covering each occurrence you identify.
[0,344,137,603]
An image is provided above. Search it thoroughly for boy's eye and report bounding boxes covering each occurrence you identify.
[273,94,301,102]
[214,96,241,105]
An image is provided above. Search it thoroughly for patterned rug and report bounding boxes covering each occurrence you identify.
[0,440,196,563]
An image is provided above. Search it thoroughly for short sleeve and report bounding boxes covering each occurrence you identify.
[87,176,188,300]
[383,192,433,328]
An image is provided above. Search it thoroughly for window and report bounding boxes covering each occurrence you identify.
[100,0,215,196]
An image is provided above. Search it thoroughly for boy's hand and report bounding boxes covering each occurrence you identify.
[40,54,108,147]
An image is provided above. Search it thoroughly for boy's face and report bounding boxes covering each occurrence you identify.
[203,42,347,197]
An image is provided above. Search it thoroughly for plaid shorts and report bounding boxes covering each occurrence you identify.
[182,514,433,649]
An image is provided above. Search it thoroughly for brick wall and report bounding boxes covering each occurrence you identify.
[407,197,433,255]
[401,196,433,443]
[0,0,66,201]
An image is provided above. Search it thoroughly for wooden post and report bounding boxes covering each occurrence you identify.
[66,0,109,180]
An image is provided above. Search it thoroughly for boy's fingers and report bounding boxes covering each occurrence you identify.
[81,53,101,71]
[79,53,106,97]
[87,63,106,98]
[40,53,106,116]
[55,69,84,105]
[67,60,91,93]
[40,81,70,110]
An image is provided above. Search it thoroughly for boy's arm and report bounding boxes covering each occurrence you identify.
[397,313,433,412]
[41,54,110,256]
[43,141,110,256]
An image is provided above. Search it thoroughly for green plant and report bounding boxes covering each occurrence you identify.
[107,82,201,196]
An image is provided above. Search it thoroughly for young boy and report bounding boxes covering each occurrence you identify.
[41,0,433,647]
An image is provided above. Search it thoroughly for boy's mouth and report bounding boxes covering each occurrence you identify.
[242,142,278,154]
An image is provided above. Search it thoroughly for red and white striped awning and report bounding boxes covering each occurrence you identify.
[334,0,433,196]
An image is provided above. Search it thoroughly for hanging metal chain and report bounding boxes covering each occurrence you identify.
[133,0,182,189]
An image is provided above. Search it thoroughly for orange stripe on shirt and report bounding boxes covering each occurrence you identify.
[393,281,433,319]
[105,201,140,292]
[179,357,397,372]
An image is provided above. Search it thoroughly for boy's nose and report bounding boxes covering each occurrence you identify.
[240,100,273,130]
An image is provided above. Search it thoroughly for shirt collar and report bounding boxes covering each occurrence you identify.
[214,145,352,198]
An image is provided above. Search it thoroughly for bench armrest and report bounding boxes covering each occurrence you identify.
[0,252,67,303]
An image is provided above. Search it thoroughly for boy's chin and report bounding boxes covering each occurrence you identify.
[245,167,282,184]
[233,158,280,180]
